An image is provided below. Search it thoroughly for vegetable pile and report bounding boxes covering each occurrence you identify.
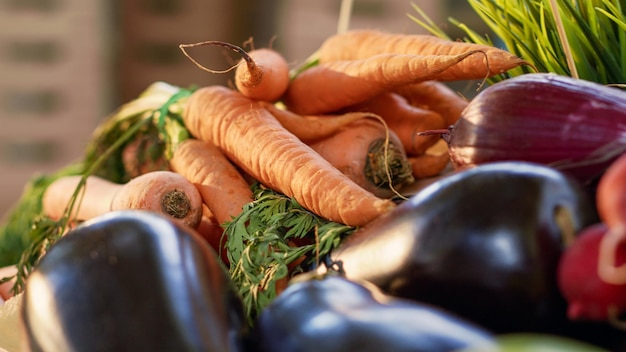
[2,1,626,351]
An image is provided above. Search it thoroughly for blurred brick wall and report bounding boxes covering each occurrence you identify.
[0,0,112,219]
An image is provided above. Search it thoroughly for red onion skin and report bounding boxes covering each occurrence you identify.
[445,73,626,184]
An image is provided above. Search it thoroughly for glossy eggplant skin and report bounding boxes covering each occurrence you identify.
[319,162,598,333]
[21,210,247,352]
[252,273,496,352]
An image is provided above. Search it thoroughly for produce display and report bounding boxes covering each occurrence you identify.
[1,0,626,351]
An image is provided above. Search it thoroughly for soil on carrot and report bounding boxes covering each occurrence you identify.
[161,189,192,219]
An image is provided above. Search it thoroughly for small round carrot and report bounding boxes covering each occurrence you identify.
[284,50,496,115]
[408,153,450,180]
[394,80,469,127]
[348,92,447,156]
[183,85,396,227]
[317,29,528,73]
[169,138,254,226]
[179,40,289,102]
[308,119,414,198]
[234,48,289,102]
[42,171,203,229]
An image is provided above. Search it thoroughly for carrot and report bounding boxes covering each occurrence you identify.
[42,171,203,229]
[263,103,381,144]
[317,29,527,73]
[169,138,254,226]
[283,50,517,115]
[234,48,289,102]
[121,132,169,178]
[196,204,228,266]
[182,85,396,226]
[408,153,450,179]
[394,81,469,127]
[348,92,447,156]
[308,119,414,198]
[179,40,289,102]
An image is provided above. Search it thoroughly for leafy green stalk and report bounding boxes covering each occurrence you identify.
[410,0,626,85]
[224,183,355,325]
[0,163,84,268]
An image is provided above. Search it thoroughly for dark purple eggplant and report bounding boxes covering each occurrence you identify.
[253,272,496,352]
[318,161,598,333]
[21,210,247,352]
[439,73,626,185]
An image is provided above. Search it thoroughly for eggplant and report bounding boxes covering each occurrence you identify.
[318,161,598,333]
[21,210,248,352]
[440,73,626,185]
[253,272,496,352]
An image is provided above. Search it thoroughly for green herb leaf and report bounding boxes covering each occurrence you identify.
[224,183,355,325]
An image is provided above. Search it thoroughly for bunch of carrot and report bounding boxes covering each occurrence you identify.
[0,28,533,310]
[172,29,527,225]
[37,28,529,267]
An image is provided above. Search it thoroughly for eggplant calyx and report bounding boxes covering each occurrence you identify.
[291,258,346,284]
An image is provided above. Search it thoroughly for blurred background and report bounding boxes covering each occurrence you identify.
[0,0,489,218]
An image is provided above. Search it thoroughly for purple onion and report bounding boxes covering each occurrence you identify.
[440,73,626,184]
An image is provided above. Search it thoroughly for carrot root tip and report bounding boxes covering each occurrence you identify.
[161,189,192,219]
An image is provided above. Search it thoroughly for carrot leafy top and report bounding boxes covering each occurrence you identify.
[224,183,355,326]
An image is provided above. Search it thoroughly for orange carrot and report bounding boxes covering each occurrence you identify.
[169,138,254,226]
[408,153,450,179]
[179,40,289,102]
[42,171,203,229]
[183,85,396,226]
[409,138,451,180]
[196,204,228,266]
[394,81,469,127]
[234,48,289,102]
[348,92,447,156]
[308,119,413,198]
[263,103,381,144]
[317,29,528,73]
[284,50,515,115]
